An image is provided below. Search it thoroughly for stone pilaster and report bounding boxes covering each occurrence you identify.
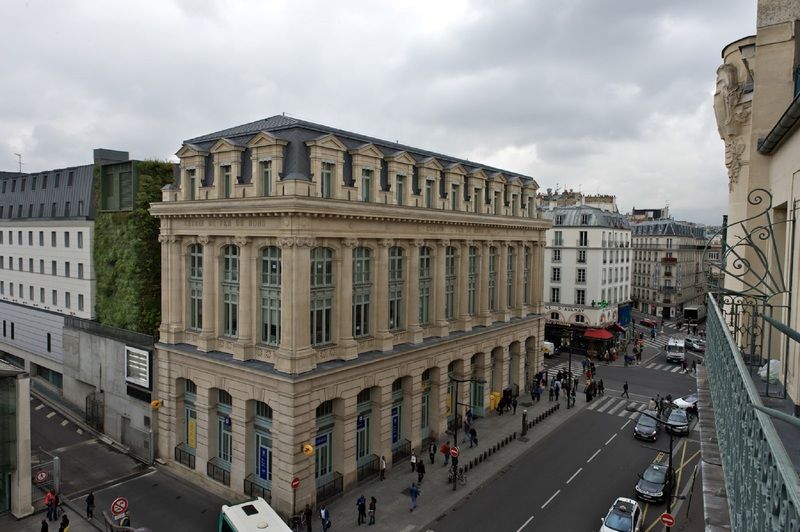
[406,240,424,344]
[514,242,525,317]
[478,241,492,326]
[455,240,472,332]
[374,239,394,351]
[498,241,510,321]
[338,239,358,360]
[432,239,450,337]
[197,235,217,352]
[233,236,253,360]
[276,237,315,374]
[229,395,247,492]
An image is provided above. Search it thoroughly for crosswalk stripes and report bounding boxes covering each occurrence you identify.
[586,395,649,419]
[544,356,687,376]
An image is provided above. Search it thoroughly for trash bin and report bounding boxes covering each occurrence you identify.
[489,392,501,411]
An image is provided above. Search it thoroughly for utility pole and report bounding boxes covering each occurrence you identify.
[14,153,23,173]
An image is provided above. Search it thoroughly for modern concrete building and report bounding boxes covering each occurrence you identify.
[540,205,631,342]
[0,359,32,518]
[151,115,549,514]
[630,219,707,319]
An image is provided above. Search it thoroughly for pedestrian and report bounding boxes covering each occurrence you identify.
[379,455,387,480]
[357,494,367,525]
[304,504,314,532]
[416,458,426,483]
[622,381,630,398]
[428,441,436,464]
[465,408,474,424]
[534,383,541,402]
[40,519,48,532]
[368,496,376,525]
[320,505,330,532]
[410,449,417,472]
[469,426,478,447]
[45,489,57,522]
[530,385,536,402]
[409,482,419,511]
[548,387,554,402]
[441,441,450,466]
[512,396,518,414]
[648,397,657,410]
[462,418,470,443]
[692,360,697,374]
[598,379,604,396]
[58,514,69,532]
[585,385,592,402]
[85,491,94,520]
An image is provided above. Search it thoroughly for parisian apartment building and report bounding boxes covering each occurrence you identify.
[151,115,550,514]
[539,202,632,345]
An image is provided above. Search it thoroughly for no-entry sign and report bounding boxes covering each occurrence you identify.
[291,477,300,490]
[660,513,675,526]
[450,447,459,458]
[34,471,48,483]
[111,496,129,516]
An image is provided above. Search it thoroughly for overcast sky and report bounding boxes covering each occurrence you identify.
[1,0,755,224]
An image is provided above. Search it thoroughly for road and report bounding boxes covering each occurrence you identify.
[427,322,705,532]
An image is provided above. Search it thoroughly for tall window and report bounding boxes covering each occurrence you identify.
[553,230,563,246]
[576,268,586,284]
[551,267,561,282]
[468,246,477,315]
[450,184,460,210]
[310,248,334,345]
[223,166,232,199]
[395,175,405,206]
[253,400,273,486]
[187,169,196,200]
[444,246,456,320]
[424,180,434,208]
[511,194,518,216]
[488,246,497,311]
[578,230,588,247]
[188,244,203,330]
[388,247,404,330]
[222,245,239,337]
[352,247,371,338]
[473,188,481,213]
[419,247,432,324]
[260,160,272,197]
[261,247,281,346]
[552,249,561,262]
[361,169,372,202]
[576,289,586,305]
[551,287,560,303]
[216,390,233,464]
[523,246,530,305]
[493,190,501,214]
[577,250,586,263]
[321,162,333,198]
[506,246,514,308]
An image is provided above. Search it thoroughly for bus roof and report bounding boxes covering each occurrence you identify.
[221,497,291,531]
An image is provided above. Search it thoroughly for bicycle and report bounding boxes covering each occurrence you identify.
[288,513,305,532]
[448,467,467,486]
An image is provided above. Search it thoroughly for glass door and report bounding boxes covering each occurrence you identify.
[315,433,333,483]
[356,414,370,464]
[255,433,272,485]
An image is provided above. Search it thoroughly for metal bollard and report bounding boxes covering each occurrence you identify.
[522,409,528,437]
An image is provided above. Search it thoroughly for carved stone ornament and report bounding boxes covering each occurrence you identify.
[378,238,394,248]
[157,234,177,244]
[278,236,295,248]
[724,138,746,190]
[233,236,250,247]
[411,239,425,247]
[278,236,317,248]
[438,239,451,247]
[713,64,750,140]
[197,235,210,246]
[342,238,359,248]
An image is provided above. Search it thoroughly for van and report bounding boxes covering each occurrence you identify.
[542,341,555,358]
[665,337,685,363]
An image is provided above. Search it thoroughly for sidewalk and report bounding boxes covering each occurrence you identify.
[324,392,585,532]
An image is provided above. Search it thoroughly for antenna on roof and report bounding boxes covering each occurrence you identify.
[13,153,23,174]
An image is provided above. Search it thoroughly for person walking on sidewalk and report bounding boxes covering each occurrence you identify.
[692,360,697,374]
[622,381,630,398]
[441,441,451,466]
[58,514,69,532]
[462,418,470,444]
[85,492,94,520]
[357,494,367,525]
[416,458,426,483]
[410,449,417,473]
[512,396,518,414]
[469,426,478,447]
[320,505,330,532]
[428,441,436,464]
[598,379,605,396]
[368,496,376,525]
[548,386,554,402]
[409,482,419,512]
[40,519,48,532]
[303,504,313,532]
[379,455,386,480]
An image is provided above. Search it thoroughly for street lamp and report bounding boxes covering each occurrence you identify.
[449,376,487,491]
[638,410,685,532]
[561,331,573,409]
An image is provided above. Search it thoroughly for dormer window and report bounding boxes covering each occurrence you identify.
[581,214,590,225]
[260,161,272,197]
[451,183,460,210]
[473,187,481,213]
[222,165,232,198]
[396,175,406,206]
[493,190,501,214]
[321,162,334,199]
[187,169,197,200]
[424,179,434,208]
[361,169,372,202]
[555,214,564,225]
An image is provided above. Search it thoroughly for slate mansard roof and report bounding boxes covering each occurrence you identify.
[540,205,630,230]
[631,219,705,238]
[0,164,95,221]
[179,115,539,190]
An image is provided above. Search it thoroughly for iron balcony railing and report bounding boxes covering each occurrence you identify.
[316,472,343,504]
[244,474,271,502]
[174,445,195,470]
[356,454,380,482]
[207,460,231,486]
[705,295,800,531]
[392,439,412,463]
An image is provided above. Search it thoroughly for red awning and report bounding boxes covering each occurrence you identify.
[584,328,614,340]
[608,323,626,333]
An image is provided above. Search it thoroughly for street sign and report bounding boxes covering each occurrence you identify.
[450,447,459,458]
[291,477,300,490]
[302,443,314,456]
[34,471,48,483]
[111,497,129,517]
[660,513,675,526]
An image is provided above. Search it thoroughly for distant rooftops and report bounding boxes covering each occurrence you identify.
[541,204,630,230]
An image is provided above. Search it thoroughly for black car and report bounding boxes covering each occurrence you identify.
[633,410,659,441]
[635,461,673,503]
[666,408,690,436]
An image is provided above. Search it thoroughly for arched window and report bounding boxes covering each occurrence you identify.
[310,248,334,346]
[182,379,197,456]
[388,247,404,330]
[352,247,371,338]
[260,247,281,346]
[419,247,432,325]
[444,246,457,320]
[188,244,203,330]
[222,245,239,337]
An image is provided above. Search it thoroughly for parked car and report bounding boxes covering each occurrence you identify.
[600,497,642,532]
[685,337,706,353]
[633,410,659,441]
[639,318,657,328]
[672,393,698,411]
[635,459,673,503]
[666,408,690,436]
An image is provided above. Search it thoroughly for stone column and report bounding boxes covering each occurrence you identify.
[434,368,450,439]
[338,239,358,360]
[341,394,359,488]
[432,239,450,337]
[229,395,248,493]
[193,385,212,479]
[276,237,315,374]
[375,384,395,466]
[499,345,510,390]
[234,237,253,360]
[11,373,32,518]
[406,374,423,453]
[456,240,472,332]
[497,242,510,321]
[515,242,525,317]
[406,240,424,344]
[374,239,393,351]
[532,241,544,313]
[272,392,315,516]
[158,234,174,341]
[478,241,492,326]
[197,235,217,352]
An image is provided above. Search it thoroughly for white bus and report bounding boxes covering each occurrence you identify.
[665,337,686,363]
[219,497,292,532]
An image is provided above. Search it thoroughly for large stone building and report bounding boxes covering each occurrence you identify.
[630,219,707,319]
[540,205,631,342]
[151,115,549,514]
[0,360,32,518]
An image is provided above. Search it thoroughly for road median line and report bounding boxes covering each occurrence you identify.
[541,489,560,509]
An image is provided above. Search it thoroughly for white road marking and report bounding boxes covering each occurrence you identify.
[587,449,602,463]
[629,410,640,420]
[60,420,69,427]
[46,412,56,419]
[76,429,83,435]
[620,419,632,430]
[596,398,614,413]
[586,398,603,410]
[670,366,681,373]
[35,404,44,411]
[646,363,656,369]
[566,467,583,484]
[607,400,626,415]
[516,514,535,532]
[605,434,617,446]
[541,489,560,509]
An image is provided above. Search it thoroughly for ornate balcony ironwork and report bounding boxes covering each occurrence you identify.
[316,472,343,504]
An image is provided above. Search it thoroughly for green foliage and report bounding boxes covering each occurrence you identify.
[94,160,174,336]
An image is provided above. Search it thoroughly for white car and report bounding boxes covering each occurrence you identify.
[600,497,642,532]
[672,393,698,410]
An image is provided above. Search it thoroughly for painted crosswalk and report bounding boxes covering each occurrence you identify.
[543,357,690,376]
[586,395,650,420]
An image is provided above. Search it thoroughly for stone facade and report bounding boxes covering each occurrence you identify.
[151,116,550,514]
